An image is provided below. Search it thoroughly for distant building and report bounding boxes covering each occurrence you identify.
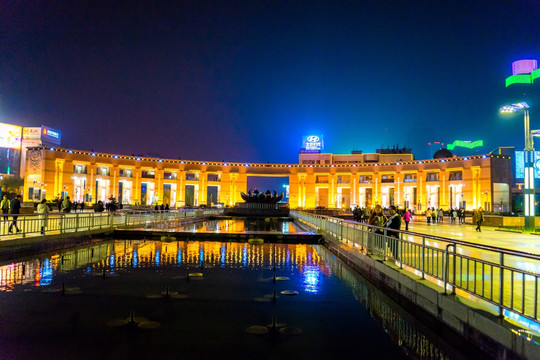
[23,145,512,213]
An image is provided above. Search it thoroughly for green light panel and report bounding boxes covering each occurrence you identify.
[532,68,540,82]
[447,140,484,151]
[506,74,533,87]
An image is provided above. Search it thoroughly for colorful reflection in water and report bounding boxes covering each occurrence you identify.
[0,240,330,292]
[302,265,320,293]
[171,218,304,234]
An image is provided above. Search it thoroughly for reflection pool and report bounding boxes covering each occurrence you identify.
[0,240,472,359]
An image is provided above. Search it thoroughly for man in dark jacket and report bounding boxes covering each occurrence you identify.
[385,205,401,258]
[8,195,22,233]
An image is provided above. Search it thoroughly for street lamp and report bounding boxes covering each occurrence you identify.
[500,102,534,228]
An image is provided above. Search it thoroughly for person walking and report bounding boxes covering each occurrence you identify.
[37,198,49,235]
[368,205,387,234]
[385,205,401,258]
[438,208,444,223]
[363,207,371,223]
[451,208,457,223]
[402,208,412,231]
[367,205,386,253]
[473,208,484,232]
[61,196,72,213]
[8,195,22,233]
[431,207,437,224]
[425,208,431,224]
[1,195,10,216]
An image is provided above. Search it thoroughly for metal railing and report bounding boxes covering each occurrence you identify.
[0,208,224,238]
[291,210,540,326]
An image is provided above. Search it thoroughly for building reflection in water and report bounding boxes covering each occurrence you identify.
[0,240,330,294]
[170,218,303,234]
[321,251,454,360]
[0,239,462,358]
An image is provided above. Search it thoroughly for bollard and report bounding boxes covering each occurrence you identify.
[102,268,106,279]
[165,285,169,298]
[186,267,190,282]
[273,272,276,284]
[273,289,277,304]
[61,282,65,296]
[271,315,278,333]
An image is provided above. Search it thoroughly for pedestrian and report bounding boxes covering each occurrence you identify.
[73,201,78,212]
[80,202,85,212]
[473,207,484,232]
[165,204,170,211]
[431,207,437,224]
[385,205,401,258]
[8,195,22,233]
[353,206,359,221]
[459,208,465,224]
[1,195,10,223]
[61,196,72,213]
[425,208,431,224]
[363,207,371,222]
[451,208,457,223]
[37,198,49,235]
[95,200,104,212]
[368,204,387,234]
[403,208,412,231]
[367,204,386,253]
[438,208,444,223]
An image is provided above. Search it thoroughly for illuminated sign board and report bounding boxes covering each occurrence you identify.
[302,135,323,152]
[446,140,484,151]
[512,60,537,75]
[0,123,22,150]
[23,127,42,140]
[41,126,61,145]
[515,151,540,178]
[506,59,539,87]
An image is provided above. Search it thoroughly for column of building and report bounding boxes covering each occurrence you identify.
[155,168,163,204]
[417,170,424,211]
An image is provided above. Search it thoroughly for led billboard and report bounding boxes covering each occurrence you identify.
[23,127,42,140]
[0,123,22,150]
[515,151,540,178]
[41,126,61,145]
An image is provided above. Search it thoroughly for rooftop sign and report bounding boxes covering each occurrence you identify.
[302,135,323,152]
[41,126,61,145]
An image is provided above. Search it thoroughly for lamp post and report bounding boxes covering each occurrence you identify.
[500,102,534,228]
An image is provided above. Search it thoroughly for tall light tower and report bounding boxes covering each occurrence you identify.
[500,102,534,229]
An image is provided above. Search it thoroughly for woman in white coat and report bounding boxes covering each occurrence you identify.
[37,198,49,235]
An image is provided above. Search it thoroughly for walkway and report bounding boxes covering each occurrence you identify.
[405,216,540,255]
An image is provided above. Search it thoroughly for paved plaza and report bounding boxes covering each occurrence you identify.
[404,216,540,255]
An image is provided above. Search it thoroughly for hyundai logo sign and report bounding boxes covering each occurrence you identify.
[302,135,323,152]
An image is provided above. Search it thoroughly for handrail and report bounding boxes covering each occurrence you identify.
[290,210,540,326]
[0,208,224,238]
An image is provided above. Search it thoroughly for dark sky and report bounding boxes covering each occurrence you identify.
[1,0,539,163]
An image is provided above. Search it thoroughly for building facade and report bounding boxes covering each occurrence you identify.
[23,146,512,212]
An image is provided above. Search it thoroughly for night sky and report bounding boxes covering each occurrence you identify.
[1,1,539,163]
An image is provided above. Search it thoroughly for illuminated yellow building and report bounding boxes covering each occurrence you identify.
[23,146,512,211]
